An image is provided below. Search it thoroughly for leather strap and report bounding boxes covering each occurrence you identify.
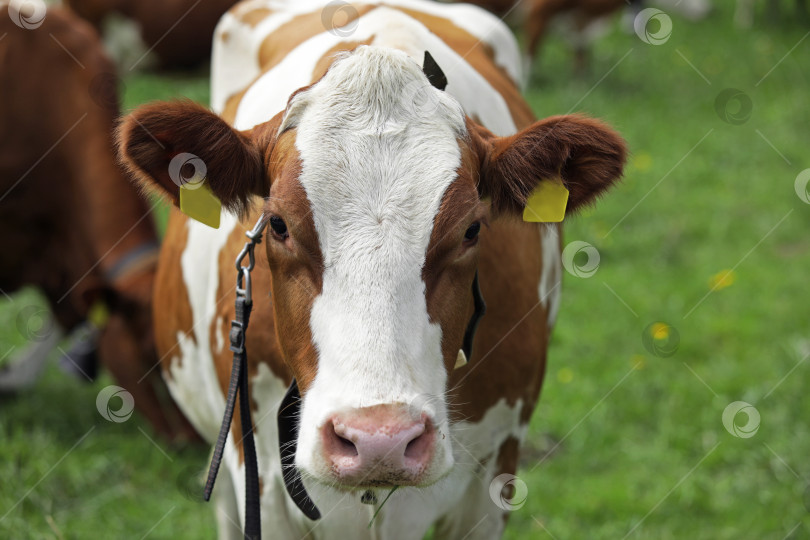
[203,296,261,539]
[462,271,486,360]
[278,380,321,520]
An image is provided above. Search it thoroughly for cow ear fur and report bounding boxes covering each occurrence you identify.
[468,114,627,216]
[117,99,265,217]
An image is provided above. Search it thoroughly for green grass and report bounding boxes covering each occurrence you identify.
[1,3,808,538]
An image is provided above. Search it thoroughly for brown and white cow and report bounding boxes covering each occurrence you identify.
[0,4,198,441]
[118,0,626,537]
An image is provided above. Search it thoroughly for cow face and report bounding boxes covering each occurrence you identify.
[118,46,625,491]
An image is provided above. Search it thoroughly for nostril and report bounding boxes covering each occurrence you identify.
[326,421,358,457]
[404,422,430,461]
[335,433,358,457]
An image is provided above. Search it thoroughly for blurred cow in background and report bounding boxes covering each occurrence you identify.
[524,0,634,73]
[0,4,198,442]
[65,0,238,68]
[457,0,640,75]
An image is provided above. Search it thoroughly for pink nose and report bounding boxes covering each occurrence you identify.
[321,404,435,486]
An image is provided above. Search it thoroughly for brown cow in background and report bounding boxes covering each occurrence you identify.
[0,4,198,442]
[65,0,238,68]
[459,0,637,73]
[525,0,631,70]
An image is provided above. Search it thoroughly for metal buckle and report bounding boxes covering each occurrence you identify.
[229,320,245,354]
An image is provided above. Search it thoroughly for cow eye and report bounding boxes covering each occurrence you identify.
[269,216,288,239]
[464,221,481,243]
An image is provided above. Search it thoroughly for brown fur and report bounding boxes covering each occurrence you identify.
[469,114,627,216]
[312,38,376,82]
[0,6,197,442]
[117,100,265,218]
[423,151,487,375]
[257,4,377,75]
[524,0,628,61]
[398,7,535,125]
[65,0,239,68]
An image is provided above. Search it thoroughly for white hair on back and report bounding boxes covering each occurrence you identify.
[280,45,466,139]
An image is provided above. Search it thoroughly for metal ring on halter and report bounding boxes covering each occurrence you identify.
[233,217,267,305]
[236,267,252,304]
[235,242,255,273]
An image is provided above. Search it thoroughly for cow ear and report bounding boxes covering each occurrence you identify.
[470,114,627,217]
[117,100,265,217]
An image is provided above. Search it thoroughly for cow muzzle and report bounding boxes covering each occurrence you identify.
[321,403,437,487]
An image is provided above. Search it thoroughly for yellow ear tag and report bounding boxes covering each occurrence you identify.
[522,177,569,223]
[179,182,221,229]
[88,300,110,329]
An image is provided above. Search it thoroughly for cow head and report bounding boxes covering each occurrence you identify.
[118,46,625,491]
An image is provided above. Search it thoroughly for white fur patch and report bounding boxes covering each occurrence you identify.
[212,0,523,115]
[231,6,516,136]
[286,46,462,480]
[539,224,563,328]
[163,212,239,442]
[212,2,302,114]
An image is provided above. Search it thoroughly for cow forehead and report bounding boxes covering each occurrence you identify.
[281,47,468,269]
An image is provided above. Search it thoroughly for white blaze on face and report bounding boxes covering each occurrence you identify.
[288,47,466,479]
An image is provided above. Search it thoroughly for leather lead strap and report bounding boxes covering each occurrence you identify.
[236,297,262,540]
[204,296,261,539]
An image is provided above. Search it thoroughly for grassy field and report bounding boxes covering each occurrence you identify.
[2,2,809,538]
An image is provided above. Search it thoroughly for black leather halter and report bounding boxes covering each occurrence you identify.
[202,51,480,538]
